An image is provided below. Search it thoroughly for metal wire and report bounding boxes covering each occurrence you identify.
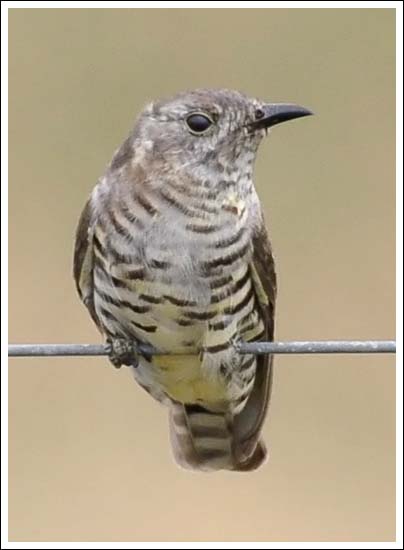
[8,340,396,358]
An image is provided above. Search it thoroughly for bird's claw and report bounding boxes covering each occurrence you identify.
[106,338,139,369]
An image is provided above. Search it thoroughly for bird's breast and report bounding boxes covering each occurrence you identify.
[92,186,263,408]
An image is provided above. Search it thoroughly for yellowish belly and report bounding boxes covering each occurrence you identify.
[153,354,227,405]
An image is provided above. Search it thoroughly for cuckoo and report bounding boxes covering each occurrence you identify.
[74,89,312,471]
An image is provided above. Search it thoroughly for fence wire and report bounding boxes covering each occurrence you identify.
[8,340,396,358]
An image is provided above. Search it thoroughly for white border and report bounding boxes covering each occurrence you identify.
[2,2,402,548]
[2,1,403,9]
[1,3,9,550]
[395,3,403,548]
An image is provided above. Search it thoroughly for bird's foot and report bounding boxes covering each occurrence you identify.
[106,338,139,369]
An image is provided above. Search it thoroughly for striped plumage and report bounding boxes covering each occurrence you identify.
[74,89,311,471]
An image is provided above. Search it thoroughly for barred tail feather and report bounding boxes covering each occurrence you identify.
[168,402,267,472]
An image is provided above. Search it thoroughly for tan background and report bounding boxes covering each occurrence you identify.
[9,8,396,542]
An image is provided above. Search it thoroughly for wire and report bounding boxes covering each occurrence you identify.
[8,340,396,358]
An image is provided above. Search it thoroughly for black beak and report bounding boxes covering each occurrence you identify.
[251,103,313,130]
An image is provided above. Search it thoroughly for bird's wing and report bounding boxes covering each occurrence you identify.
[73,197,102,329]
[233,218,277,468]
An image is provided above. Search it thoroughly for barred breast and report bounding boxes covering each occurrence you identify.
[91,175,265,414]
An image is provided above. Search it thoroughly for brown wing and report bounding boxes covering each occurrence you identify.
[73,197,102,329]
[233,218,277,469]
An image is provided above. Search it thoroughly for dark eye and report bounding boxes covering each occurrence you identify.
[255,108,265,120]
[186,113,213,134]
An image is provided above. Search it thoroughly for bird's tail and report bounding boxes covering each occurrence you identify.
[168,402,267,472]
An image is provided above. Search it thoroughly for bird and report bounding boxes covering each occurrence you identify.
[73,88,312,472]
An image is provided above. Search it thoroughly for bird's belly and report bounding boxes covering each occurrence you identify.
[93,250,262,410]
[151,354,228,405]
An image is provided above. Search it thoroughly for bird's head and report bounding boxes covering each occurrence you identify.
[129,88,312,185]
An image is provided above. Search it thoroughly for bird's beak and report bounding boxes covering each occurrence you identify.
[251,103,313,130]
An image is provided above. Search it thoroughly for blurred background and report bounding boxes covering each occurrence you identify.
[9,8,396,542]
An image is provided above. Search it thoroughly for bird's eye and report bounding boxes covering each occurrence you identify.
[255,108,265,120]
[186,113,213,134]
